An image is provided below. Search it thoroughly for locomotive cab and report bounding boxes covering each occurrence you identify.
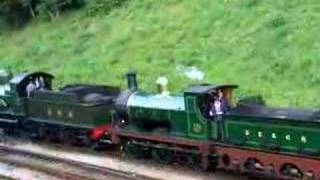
[9,72,54,98]
[184,84,238,140]
[7,72,54,117]
[185,84,238,120]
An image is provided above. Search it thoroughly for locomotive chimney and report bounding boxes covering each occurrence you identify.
[126,71,138,90]
[156,75,169,95]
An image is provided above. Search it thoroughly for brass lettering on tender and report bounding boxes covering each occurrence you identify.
[68,111,73,119]
[57,110,62,117]
[245,130,250,136]
[48,108,52,116]
[243,130,306,143]
[285,134,291,141]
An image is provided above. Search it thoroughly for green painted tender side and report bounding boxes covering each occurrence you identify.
[26,90,114,129]
[223,115,320,155]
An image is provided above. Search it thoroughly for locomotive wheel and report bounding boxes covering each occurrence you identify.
[66,131,79,146]
[90,140,101,150]
[174,152,187,165]
[83,137,101,150]
[280,164,303,178]
[265,164,276,178]
[186,153,200,166]
[37,126,46,140]
[49,128,64,143]
[27,124,46,141]
[82,136,93,146]
[151,148,173,164]
[207,155,218,172]
[243,158,255,172]
[25,123,44,140]
[123,141,149,159]
[62,130,75,145]
[243,158,263,173]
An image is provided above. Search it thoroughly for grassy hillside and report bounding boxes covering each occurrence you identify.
[0,0,320,107]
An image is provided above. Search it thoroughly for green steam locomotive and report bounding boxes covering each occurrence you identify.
[0,70,120,145]
[0,69,320,179]
[115,71,320,179]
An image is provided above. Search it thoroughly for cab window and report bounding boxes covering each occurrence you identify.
[199,88,234,119]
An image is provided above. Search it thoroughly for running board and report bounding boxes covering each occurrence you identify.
[0,118,18,123]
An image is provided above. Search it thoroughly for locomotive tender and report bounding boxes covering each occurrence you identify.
[0,69,320,179]
[0,70,120,145]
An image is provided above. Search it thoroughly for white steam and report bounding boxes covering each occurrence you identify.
[176,65,205,81]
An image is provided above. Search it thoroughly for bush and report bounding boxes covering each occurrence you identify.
[36,0,85,20]
[0,0,85,27]
[0,0,129,26]
[87,0,129,16]
[0,0,33,27]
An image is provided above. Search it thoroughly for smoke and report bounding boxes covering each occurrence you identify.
[176,65,205,81]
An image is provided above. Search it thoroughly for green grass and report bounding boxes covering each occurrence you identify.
[1,0,320,108]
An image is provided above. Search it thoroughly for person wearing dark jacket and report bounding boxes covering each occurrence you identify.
[211,89,229,140]
[208,91,229,116]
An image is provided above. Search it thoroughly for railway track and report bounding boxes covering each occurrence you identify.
[0,145,155,180]
[0,174,16,180]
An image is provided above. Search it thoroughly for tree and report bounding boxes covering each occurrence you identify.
[0,0,33,27]
[0,0,85,26]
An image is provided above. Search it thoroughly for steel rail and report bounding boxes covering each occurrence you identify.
[0,145,156,180]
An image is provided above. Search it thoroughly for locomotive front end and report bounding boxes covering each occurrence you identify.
[115,71,187,137]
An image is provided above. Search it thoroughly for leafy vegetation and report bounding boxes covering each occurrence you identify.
[0,0,320,108]
[0,0,84,27]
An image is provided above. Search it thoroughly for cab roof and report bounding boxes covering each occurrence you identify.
[10,72,54,85]
[184,84,238,95]
[10,72,54,96]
